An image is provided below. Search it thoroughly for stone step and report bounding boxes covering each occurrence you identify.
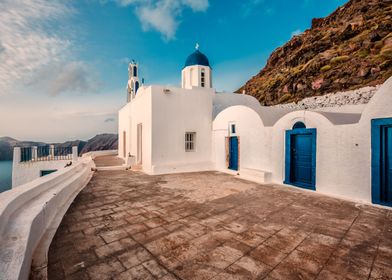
[238,167,271,184]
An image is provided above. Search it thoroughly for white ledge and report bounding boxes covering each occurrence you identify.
[0,156,95,280]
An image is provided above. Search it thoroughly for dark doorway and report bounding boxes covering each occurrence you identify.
[228,137,239,171]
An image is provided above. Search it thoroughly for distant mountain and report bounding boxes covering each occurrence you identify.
[0,134,118,161]
[238,0,392,105]
[80,134,118,154]
[0,137,47,161]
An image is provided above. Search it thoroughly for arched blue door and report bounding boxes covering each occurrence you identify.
[384,127,392,203]
[371,118,392,206]
[229,137,239,171]
[284,128,317,190]
[291,134,313,185]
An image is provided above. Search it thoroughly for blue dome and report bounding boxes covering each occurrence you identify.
[184,50,210,68]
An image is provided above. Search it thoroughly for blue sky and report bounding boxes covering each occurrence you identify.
[0,0,346,142]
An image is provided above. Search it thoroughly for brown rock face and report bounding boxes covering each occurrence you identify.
[238,0,392,105]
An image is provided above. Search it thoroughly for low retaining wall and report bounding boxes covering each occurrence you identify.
[82,150,118,159]
[12,160,74,188]
[0,156,95,280]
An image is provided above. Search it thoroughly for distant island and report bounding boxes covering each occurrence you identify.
[0,134,118,161]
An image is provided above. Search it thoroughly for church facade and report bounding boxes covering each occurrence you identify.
[118,47,392,208]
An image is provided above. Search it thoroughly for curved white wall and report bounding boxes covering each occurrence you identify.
[213,105,267,171]
[271,111,373,202]
[0,157,94,280]
[213,103,383,204]
[360,76,392,123]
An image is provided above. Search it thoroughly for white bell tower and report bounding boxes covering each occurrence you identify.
[181,44,212,90]
[127,60,140,102]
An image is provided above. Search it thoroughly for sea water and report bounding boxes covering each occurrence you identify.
[0,161,12,193]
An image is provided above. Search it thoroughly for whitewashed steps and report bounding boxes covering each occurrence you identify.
[238,167,271,184]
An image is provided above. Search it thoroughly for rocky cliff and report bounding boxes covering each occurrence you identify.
[238,0,392,105]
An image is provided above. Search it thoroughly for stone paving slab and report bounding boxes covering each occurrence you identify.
[47,170,392,280]
[94,156,124,167]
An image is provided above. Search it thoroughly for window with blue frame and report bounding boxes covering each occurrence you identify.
[40,170,57,177]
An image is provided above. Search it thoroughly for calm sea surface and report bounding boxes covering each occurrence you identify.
[0,161,12,193]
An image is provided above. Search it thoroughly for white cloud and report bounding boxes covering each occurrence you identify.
[291,29,302,37]
[0,0,73,94]
[181,0,209,11]
[138,0,180,40]
[27,61,101,96]
[113,0,209,40]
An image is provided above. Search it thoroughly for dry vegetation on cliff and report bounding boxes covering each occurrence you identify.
[238,0,392,105]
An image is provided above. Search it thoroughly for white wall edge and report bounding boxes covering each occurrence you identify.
[0,156,96,280]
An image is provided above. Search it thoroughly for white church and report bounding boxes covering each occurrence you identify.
[118,46,392,208]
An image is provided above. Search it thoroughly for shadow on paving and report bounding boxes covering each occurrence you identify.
[47,170,392,280]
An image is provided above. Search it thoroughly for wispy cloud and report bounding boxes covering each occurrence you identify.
[291,29,302,37]
[112,0,209,40]
[0,0,73,94]
[27,61,102,96]
[0,0,104,97]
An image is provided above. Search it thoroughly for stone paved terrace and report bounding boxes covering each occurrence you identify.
[93,155,125,167]
[48,163,392,279]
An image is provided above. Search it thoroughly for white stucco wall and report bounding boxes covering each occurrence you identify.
[211,80,392,205]
[212,105,268,172]
[12,146,78,188]
[270,111,373,203]
[118,86,153,172]
[118,71,392,206]
[118,103,132,159]
[150,86,214,174]
[12,160,71,188]
[182,65,212,89]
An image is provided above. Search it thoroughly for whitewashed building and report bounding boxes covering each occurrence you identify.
[118,46,392,208]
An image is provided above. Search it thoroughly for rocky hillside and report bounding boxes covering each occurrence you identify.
[238,0,392,105]
[0,134,118,161]
[80,134,118,154]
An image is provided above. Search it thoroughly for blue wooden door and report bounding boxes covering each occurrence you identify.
[291,134,313,186]
[381,126,392,203]
[229,137,239,171]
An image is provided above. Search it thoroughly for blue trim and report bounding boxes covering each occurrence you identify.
[293,121,306,129]
[284,128,317,190]
[228,136,239,171]
[371,117,392,207]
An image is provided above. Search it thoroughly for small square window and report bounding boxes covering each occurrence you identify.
[185,132,196,152]
[229,123,236,135]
